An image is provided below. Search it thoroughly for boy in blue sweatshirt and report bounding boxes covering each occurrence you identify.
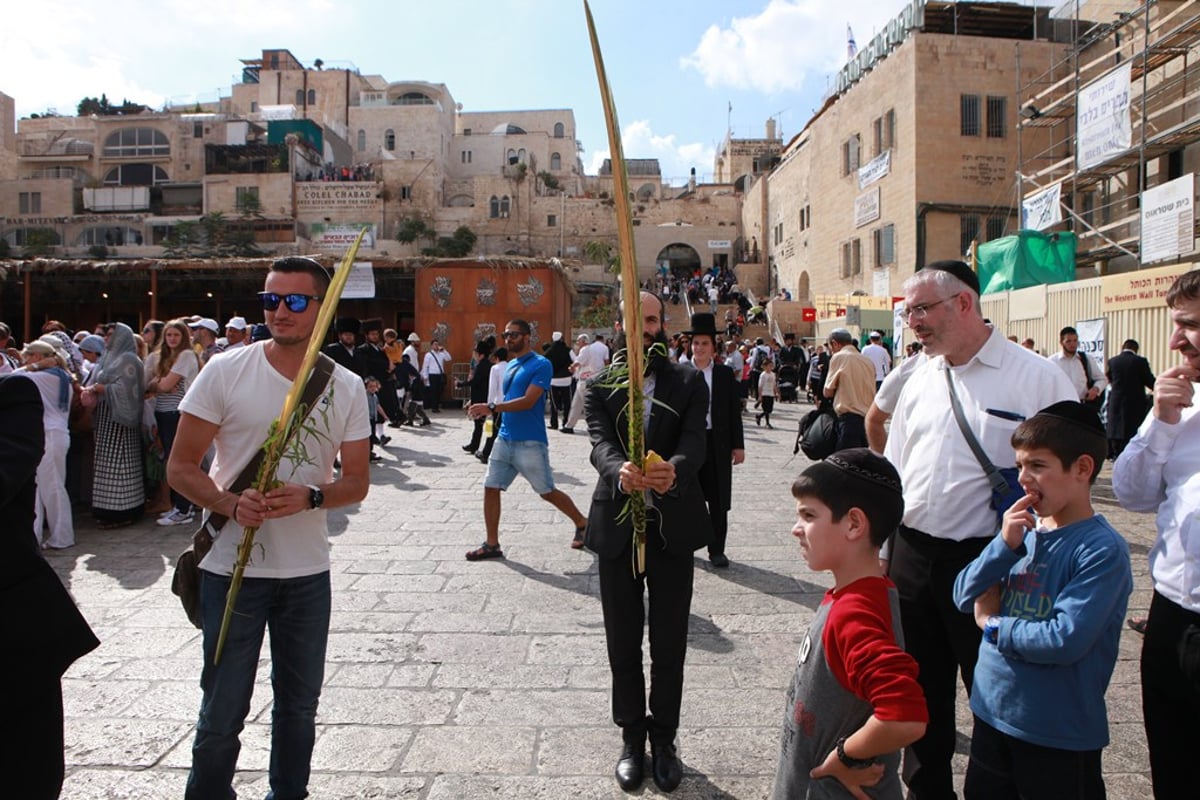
[953,401,1132,799]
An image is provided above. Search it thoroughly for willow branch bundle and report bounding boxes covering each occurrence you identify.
[214,228,368,664]
[585,1,647,576]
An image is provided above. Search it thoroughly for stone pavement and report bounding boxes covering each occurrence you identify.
[51,397,1154,799]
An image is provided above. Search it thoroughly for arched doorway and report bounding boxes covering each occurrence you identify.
[654,242,702,281]
[797,271,811,304]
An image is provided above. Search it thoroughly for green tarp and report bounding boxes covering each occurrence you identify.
[976,230,1077,294]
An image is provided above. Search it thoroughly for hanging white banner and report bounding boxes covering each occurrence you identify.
[1021,182,1062,231]
[1077,62,1132,171]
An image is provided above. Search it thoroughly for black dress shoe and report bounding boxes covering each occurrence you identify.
[709,552,730,568]
[615,741,645,791]
[461,444,476,452]
[651,741,682,792]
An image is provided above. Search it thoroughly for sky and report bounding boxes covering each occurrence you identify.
[1,0,1034,185]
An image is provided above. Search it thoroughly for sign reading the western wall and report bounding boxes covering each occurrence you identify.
[296,182,382,215]
[1077,63,1132,172]
[1100,262,1197,312]
[1140,173,1194,265]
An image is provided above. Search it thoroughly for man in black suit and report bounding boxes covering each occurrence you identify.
[1105,338,1156,458]
[323,317,366,377]
[357,318,401,424]
[683,312,745,568]
[584,291,712,794]
[0,375,99,798]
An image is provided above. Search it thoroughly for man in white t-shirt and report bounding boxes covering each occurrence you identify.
[422,339,452,412]
[168,256,370,800]
[861,330,892,390]
[561,334,609,433]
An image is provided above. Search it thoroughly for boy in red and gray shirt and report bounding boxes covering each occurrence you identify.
[773,449,928,799]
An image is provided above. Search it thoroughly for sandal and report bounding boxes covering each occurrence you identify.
[465,541,504,561]
[1127,617,1148,635]
[570,526,587,550]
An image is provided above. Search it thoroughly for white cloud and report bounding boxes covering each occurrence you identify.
[680,0,900,93]
[588,120,717,184]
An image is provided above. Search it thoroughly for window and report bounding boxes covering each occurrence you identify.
[842,134,861,176]
[517,148,526,163]
[986,96,1007,138]
[357,130,366,151]
[103,128,170,157]
[547,214,557,227]
[307,89,316,106]
[235,186,259,212]
[463,128,471,136]
[986,215,1006,242]
[250,101,258,113]
[550,152,561,170]
[18,192,41,214]
[103,164,169,186]
[840,239,862,277]
[554,122,565,138]
[773,222,784,246]
[400,186,412,201]
[396,92,434,105]
[507,149,517,165]
[960,214,981,255]
[961,94,981,137]
[884,108,895,150]
[489,195,500,218]
[296,89,304,106]
[873,117,883,156]
[194,122,204,138]
[461,150,472,164]
[384,130,395,151]
[500,196,510,218]
[874,224,895,265]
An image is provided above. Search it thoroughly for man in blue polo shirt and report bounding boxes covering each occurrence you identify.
[464,318,589,561]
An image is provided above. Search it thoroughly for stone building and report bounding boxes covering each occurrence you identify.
[753,0,1071,314]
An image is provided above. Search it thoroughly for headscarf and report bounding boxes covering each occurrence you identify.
[40,331,84,381]
[94,322,145,427]
[21,341,72,412]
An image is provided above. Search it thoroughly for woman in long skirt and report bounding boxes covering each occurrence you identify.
[82,323,145,529]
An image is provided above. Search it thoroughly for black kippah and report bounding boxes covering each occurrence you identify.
[823,448,903,496]
[1032,400,1105,437]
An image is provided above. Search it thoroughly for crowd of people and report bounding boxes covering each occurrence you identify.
[6,258,1197,799]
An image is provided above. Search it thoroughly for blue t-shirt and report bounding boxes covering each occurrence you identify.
[953,514,1132,751]
[498,350,551,443]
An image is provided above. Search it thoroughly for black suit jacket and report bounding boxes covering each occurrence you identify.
[700,362,745,512]
[584,361,713,560]
[1105,350,1155,439]
[356,342,393,383]
[0,376,99,679]
[323,342,366,377]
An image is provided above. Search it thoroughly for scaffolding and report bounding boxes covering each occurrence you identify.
[1015,0,1200,269]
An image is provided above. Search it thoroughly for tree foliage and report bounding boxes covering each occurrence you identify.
[161,214,262,258]
[77,94,149,116]
[395,215,435,245]
[420,225,477,258]
[22,228,58,257]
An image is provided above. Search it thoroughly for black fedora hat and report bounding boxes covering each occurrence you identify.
[684,312,720,339]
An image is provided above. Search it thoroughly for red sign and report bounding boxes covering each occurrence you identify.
[801,307,817,322]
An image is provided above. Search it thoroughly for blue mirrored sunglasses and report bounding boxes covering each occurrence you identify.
[258,292,322,313]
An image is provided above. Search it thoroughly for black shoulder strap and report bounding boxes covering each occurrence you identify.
[1078,351,1096,387]
[205,354,336,533]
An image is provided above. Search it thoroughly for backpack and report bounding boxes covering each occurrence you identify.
[795,407,838,461]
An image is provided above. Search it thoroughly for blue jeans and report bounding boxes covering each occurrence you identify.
[186,570,331,800]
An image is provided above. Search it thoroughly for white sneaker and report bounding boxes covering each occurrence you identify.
[156,508,194,527]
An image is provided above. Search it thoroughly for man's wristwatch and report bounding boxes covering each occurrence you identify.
[984,615,1001,644]
[487,401,497,412]
[307,485,324,510]
[836,737,880,769]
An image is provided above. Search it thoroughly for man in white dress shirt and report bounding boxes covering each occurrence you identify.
[861,330,892,390]
[1047,326,1107,405]
[884,260,1074,800]
[1112,269,1200,799]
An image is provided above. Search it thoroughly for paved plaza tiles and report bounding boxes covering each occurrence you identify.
[50,399,1154,798]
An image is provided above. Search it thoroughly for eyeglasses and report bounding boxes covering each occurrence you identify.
[502,331,525,339]
[258,292,322,313]
[900,294,957,320]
